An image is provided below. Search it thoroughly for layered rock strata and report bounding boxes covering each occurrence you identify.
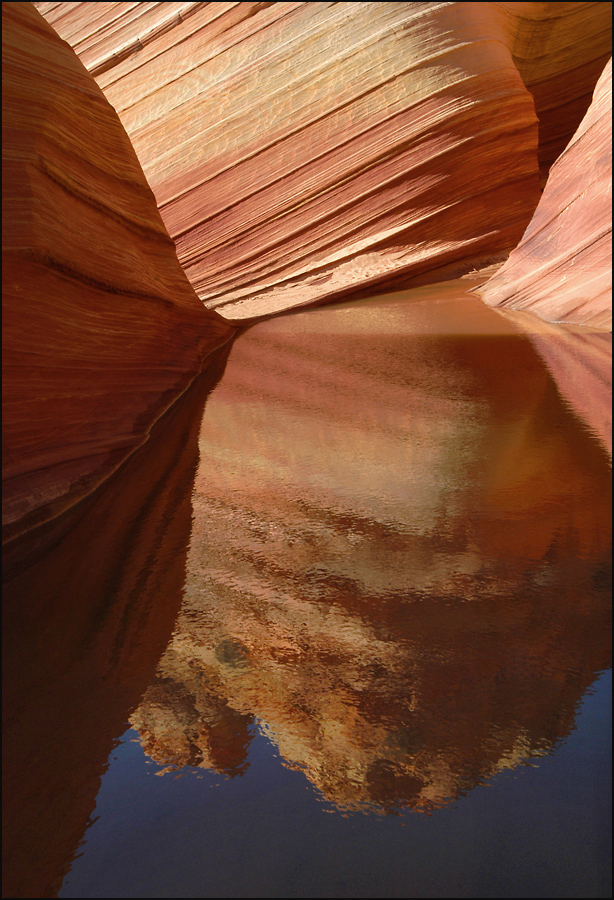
[477,58,612,329]
[35,1,537,319]
[502,1,612,183]
[2,3,235,544]
[34,2,611,321]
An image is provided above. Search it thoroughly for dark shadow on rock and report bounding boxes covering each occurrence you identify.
[2,339,236,899]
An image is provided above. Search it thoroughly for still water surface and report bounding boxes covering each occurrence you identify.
[3,283,612,898]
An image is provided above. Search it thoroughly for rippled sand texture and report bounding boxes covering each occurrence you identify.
[131,286,612,814]
[34,2,611,319]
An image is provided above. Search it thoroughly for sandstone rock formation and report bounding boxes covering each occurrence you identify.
[130,289,612,812]
[3,6,611,895]
[503,2,611,184]
[34,2,611,322]
[2,2,235,546]
[477,58,612,329]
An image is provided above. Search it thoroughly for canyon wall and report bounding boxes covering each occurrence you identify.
[2,3,235,545]
[4,2,611,545]
[477,57,612,329]
[501,1,611,184]
[33,2,611,321]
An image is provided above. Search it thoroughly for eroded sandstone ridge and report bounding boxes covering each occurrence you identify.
[478,58,612,329]
[2,3,235,544]
[33,2,611,321]
[5,2,611,545]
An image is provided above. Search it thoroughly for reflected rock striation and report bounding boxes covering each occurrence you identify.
[2,343,234,899]
[130,293,612,813]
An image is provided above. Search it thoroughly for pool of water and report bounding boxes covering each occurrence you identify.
[3,282,611,898]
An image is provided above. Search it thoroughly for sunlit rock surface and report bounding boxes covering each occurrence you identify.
[34,2,611,321]
[2,347,233,900]
[130,287,612,812]
[2,3,235,545]
[477,58,612,329]
[32,2,530,319]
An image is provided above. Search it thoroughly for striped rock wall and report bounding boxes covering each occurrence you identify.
[2,2,236,545]
[32,2,608,321]
[477,58,612,329]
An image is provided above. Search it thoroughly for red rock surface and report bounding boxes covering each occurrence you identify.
[501,2,612,184]
[477,58,612,329]
[34,2,538,319]
[34,2,611,321]
[2,3,235,544]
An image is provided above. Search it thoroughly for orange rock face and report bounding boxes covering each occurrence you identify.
[501,2,612,183]
[2,3,235,545]
[34,2,611,322]
[477,58,612,329]
[35,2,541,319]
[6,2,610,542]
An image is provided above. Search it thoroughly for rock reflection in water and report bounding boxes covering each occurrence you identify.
[131,284,612,814]
[2,342,234,899]
[503,309,611,456]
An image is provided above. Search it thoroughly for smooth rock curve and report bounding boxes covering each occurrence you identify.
[34,1,543,319]
[477,58,612,329]
[2,3,236,544]
[34,2,611,321]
